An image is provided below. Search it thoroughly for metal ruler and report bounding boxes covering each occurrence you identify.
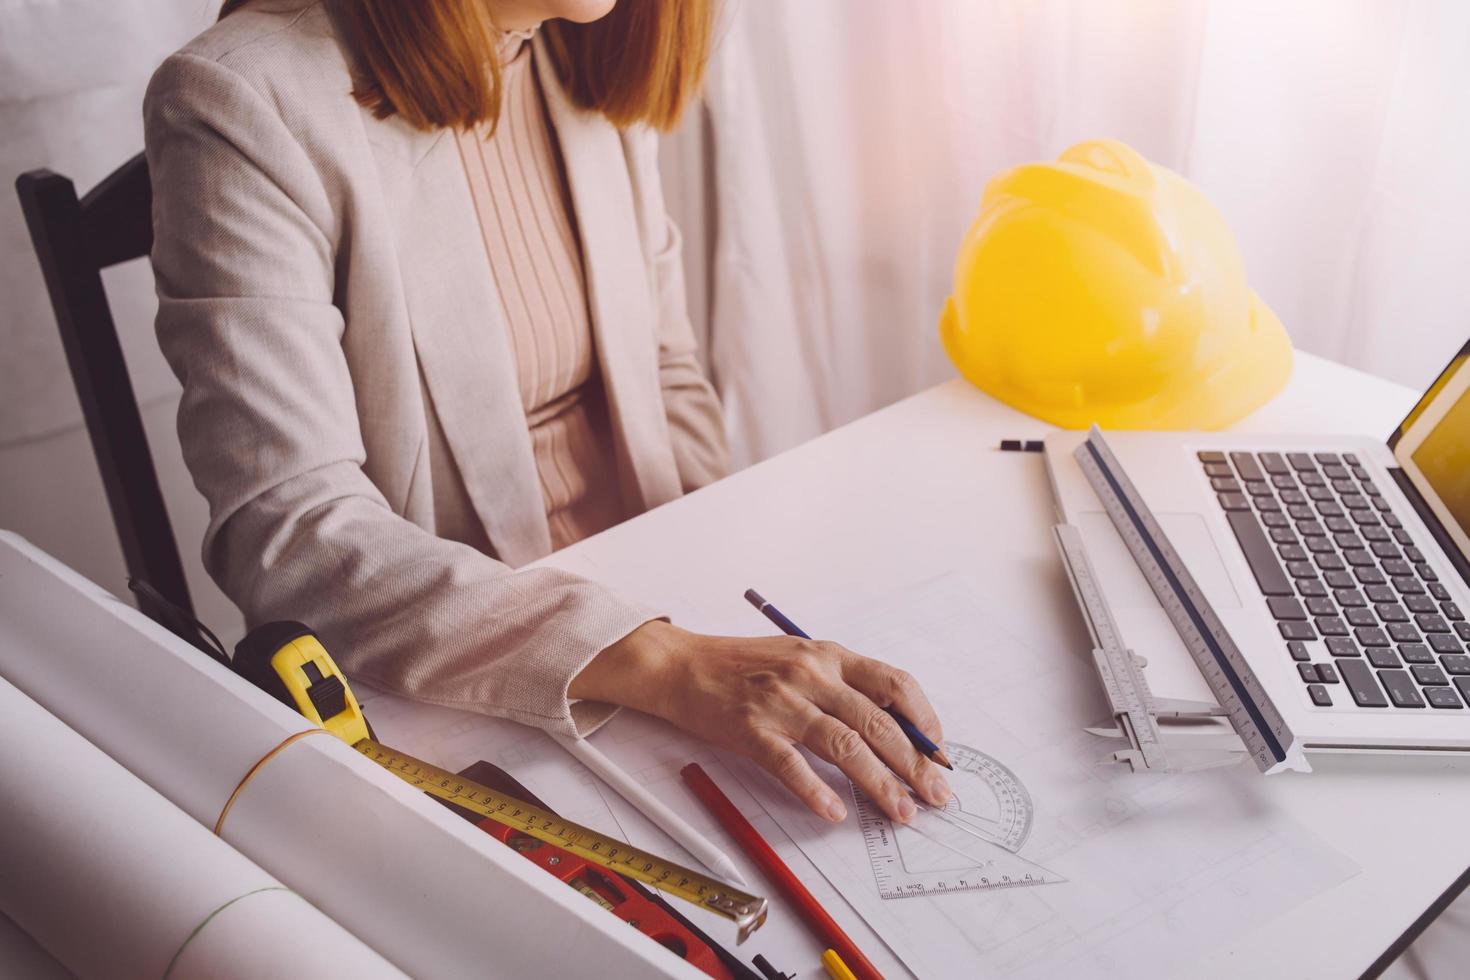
[1073,427,1310,775]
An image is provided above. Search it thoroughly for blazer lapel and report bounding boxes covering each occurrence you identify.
[535,40,683,512]
[369,114,553,565]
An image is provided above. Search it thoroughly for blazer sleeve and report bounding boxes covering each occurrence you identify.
[627,128,732,492]
[145,52,657,737]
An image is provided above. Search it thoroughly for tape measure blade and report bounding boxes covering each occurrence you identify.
[353,739,769,940]
[1074,429,1306,775]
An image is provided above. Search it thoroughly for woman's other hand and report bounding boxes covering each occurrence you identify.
[569,621,951,824]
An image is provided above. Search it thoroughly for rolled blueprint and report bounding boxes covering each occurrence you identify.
[0,675,401,979]
[0,533,700,979]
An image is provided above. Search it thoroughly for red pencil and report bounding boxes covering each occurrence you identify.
[680,763,884,980]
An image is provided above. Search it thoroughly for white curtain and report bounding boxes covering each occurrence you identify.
[664,0,1470,467]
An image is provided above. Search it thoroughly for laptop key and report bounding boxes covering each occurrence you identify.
[1441,655,1470,675]
[1371,541,1401,560]
[1416,613,1450,633]
[1385,513,1403,529]
[1429,582,1452,601]
[1331,478,1357,495]
[1393,576,1425,595]
[1308,487,1335,503]
[1344,453,1361,465]
[1231,453,1266,481]
[1429,634,1461,655]
[1372,497,1394,513]
[1325,637,1360,657]
[1257,497,1283,513]
[1317,501,1345,518]
[1270,528,1298,545]
[1400,644,1435,664]
[1288,504,1315,521]
[1343,549,1375,567]
[1404,545,1425,562]
[1355,627,1390,647]
[1456,622,1470,640]
[1412,665,1449,686]
[1333,532,1362,549]
[1287,560,1318,579]
[1351,466,1370,481]
[1280,489,1308,506]
[1205,462,1232,478]
[1280,621,1317,641]
[1376,603,1409,623]
[1351,510,1381,527]
[1218,493,1250,511]
[1278,543,1308,562]
[1427,687,1463,708]
[1300,472,1326,487]
[1259,452,1289,474]
[1346,608,1376,627]
[1326,571,1356,589]
[1323,464,1350,480]
[1246,481,1274,497]
[1306,537,1336,554]
[1367,647,1402,669]
[1316,663,1340,684]
[1287,641,1311,661]
[1220,512,1294,596]
[1263,512,1290,528]
[1387,622,1422,644]
[1298,520,1326,537]
[1379,669,1425,707]
[1315,452,1341,465]
[1356,567,1388,586]
[1362,526,1390,542]
[1326,516,1353,533]
[1199,451,1227,464]
[1383,559,1413,577]
[1315,617,1348,637]
[1339,660,1389,707]
[1271,474,1297,490]
[1443,602,1465,621]
[1308,684,1334,706]
[1394,529,1414,545]
[1342,494,1369,511]
[1298,579,1328,598]
[1417,563,1439,583]
[1366,584,1395,603]
[1335,589,1366,608]
[1314,554,1346,571]
[1407,595,1437,613]
[1297,663,1320,683]
[1211,477,1242,493]
[1268,597,1307,620]
[1287,453,1316,472]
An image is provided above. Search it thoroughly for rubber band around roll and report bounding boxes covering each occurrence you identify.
[214,728,333,835]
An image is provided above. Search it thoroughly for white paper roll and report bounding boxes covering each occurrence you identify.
[0,532,700,979]
[0,674,402,979]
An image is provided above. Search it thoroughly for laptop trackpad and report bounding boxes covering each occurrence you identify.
[1078,510,1243,611]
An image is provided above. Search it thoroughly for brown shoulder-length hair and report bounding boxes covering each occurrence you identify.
[218,0,713,132]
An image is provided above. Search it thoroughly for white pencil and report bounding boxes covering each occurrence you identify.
[550,732,749,888]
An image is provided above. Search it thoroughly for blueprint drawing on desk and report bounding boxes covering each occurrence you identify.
[723,573,1359,980]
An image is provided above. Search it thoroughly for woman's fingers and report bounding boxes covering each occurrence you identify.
[820,685,951,808]
[840,654,946,746]
[798,711,919,823]
[750,733,849,823]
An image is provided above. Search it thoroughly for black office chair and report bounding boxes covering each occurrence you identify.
[15,155,221,658]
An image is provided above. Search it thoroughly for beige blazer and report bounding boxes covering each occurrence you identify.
[144,0,730,736]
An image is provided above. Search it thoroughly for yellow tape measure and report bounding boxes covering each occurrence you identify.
[232,624,767,943]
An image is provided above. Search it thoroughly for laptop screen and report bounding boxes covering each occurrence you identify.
[1391,342,1470,560]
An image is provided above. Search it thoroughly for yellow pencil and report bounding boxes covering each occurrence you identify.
[822,948,858,980]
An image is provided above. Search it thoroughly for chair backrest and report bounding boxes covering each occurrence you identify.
[15,154,195,630]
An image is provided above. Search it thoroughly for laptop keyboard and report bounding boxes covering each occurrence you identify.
[1199,450,1470,710]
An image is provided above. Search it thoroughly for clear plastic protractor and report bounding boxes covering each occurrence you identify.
[934,742,1033,852]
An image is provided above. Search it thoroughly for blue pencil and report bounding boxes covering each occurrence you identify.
[742,589,953,771]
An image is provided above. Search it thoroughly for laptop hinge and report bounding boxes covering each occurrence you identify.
[1387,467,1470,592]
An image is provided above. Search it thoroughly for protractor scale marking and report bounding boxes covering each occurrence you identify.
[855,742,1062,900]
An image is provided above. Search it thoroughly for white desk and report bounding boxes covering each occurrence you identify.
[531,353,1470,979]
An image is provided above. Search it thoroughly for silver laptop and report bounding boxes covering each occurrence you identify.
[1044,342,1470,755]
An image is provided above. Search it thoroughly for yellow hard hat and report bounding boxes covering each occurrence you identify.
[939,139,1292,430]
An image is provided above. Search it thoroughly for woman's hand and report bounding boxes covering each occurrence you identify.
[569,620,952,824]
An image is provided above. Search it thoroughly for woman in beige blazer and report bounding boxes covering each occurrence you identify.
[146,0,950,823]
